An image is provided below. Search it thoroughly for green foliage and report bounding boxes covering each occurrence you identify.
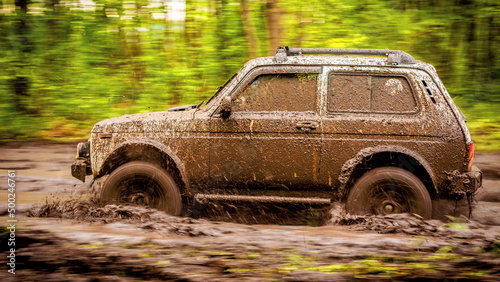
[436,246,455,254]
[484,240,500,254]
[278,253,446,277]
[0,0,498,148]
[80,242,104,249]
[459,102,500,151]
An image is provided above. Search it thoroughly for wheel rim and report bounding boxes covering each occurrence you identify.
[115,175,164,208]
[368,180,417,215]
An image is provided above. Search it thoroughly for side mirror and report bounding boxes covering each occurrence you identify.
[218,96,232,119]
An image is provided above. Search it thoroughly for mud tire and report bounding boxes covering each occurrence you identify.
[101,161,182,215]
[346,167,432,219]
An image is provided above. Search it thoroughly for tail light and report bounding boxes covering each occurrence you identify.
[466,142,475,171]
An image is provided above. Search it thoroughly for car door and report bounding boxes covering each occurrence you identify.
[209,66,323,194]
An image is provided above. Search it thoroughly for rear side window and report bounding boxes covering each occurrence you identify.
[328,74,418,113]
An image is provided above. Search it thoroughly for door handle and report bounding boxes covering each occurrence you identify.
[296,121,319,132]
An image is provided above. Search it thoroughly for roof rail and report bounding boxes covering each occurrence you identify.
[275,46,417,65]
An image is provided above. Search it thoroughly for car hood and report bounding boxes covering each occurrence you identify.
[92,109,201,133]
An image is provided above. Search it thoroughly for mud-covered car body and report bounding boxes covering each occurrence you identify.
[72,47,481,217]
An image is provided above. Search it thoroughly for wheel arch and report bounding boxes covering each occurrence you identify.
[97,139,191,195]
[337,145,437,201]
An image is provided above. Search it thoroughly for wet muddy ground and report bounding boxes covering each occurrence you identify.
[0,142,499,281]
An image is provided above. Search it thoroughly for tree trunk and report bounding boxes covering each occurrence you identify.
[11,0,39,115]
[240,0,258,58]
[294,9,305,47]
[265,0,283,56]
[184,0,200,48]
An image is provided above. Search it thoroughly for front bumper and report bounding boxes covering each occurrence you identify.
[71,159,91,182]
[71,141,91,182]
[444,165,482,198]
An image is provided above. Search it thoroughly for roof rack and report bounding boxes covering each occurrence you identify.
[275,46,417,65]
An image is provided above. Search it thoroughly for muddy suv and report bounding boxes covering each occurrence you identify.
[72,47,481,218]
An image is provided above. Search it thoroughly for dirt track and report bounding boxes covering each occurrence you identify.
[0,142,499,281]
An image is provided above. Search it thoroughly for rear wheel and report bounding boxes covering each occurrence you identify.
[345,167,432,219]
[101,161,182,215]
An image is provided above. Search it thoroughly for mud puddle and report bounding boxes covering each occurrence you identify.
[4,198,497,281]
[1,142,500,280]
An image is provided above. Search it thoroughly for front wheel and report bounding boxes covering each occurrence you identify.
[101,161,182,215]
[345,167,432,219]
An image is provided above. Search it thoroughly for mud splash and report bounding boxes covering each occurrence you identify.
[20,198,500,282]
[27,199,265,237]
[190,200,331,226]
[329,203,486,237]
[28,198,492,241]
[28,199,161,223]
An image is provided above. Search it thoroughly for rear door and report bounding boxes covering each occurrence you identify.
[318,66,426,188]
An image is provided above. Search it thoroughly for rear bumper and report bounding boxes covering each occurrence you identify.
[444,166,482,198]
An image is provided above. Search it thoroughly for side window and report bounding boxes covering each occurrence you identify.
[371,76,417,112]
[232,73,318,112]
[328,75,371,112]
[328,74,418,113]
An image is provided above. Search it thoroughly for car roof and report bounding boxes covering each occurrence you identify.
[240,46,436,76]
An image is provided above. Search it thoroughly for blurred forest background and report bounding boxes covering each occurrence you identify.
[0,0,499,149]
